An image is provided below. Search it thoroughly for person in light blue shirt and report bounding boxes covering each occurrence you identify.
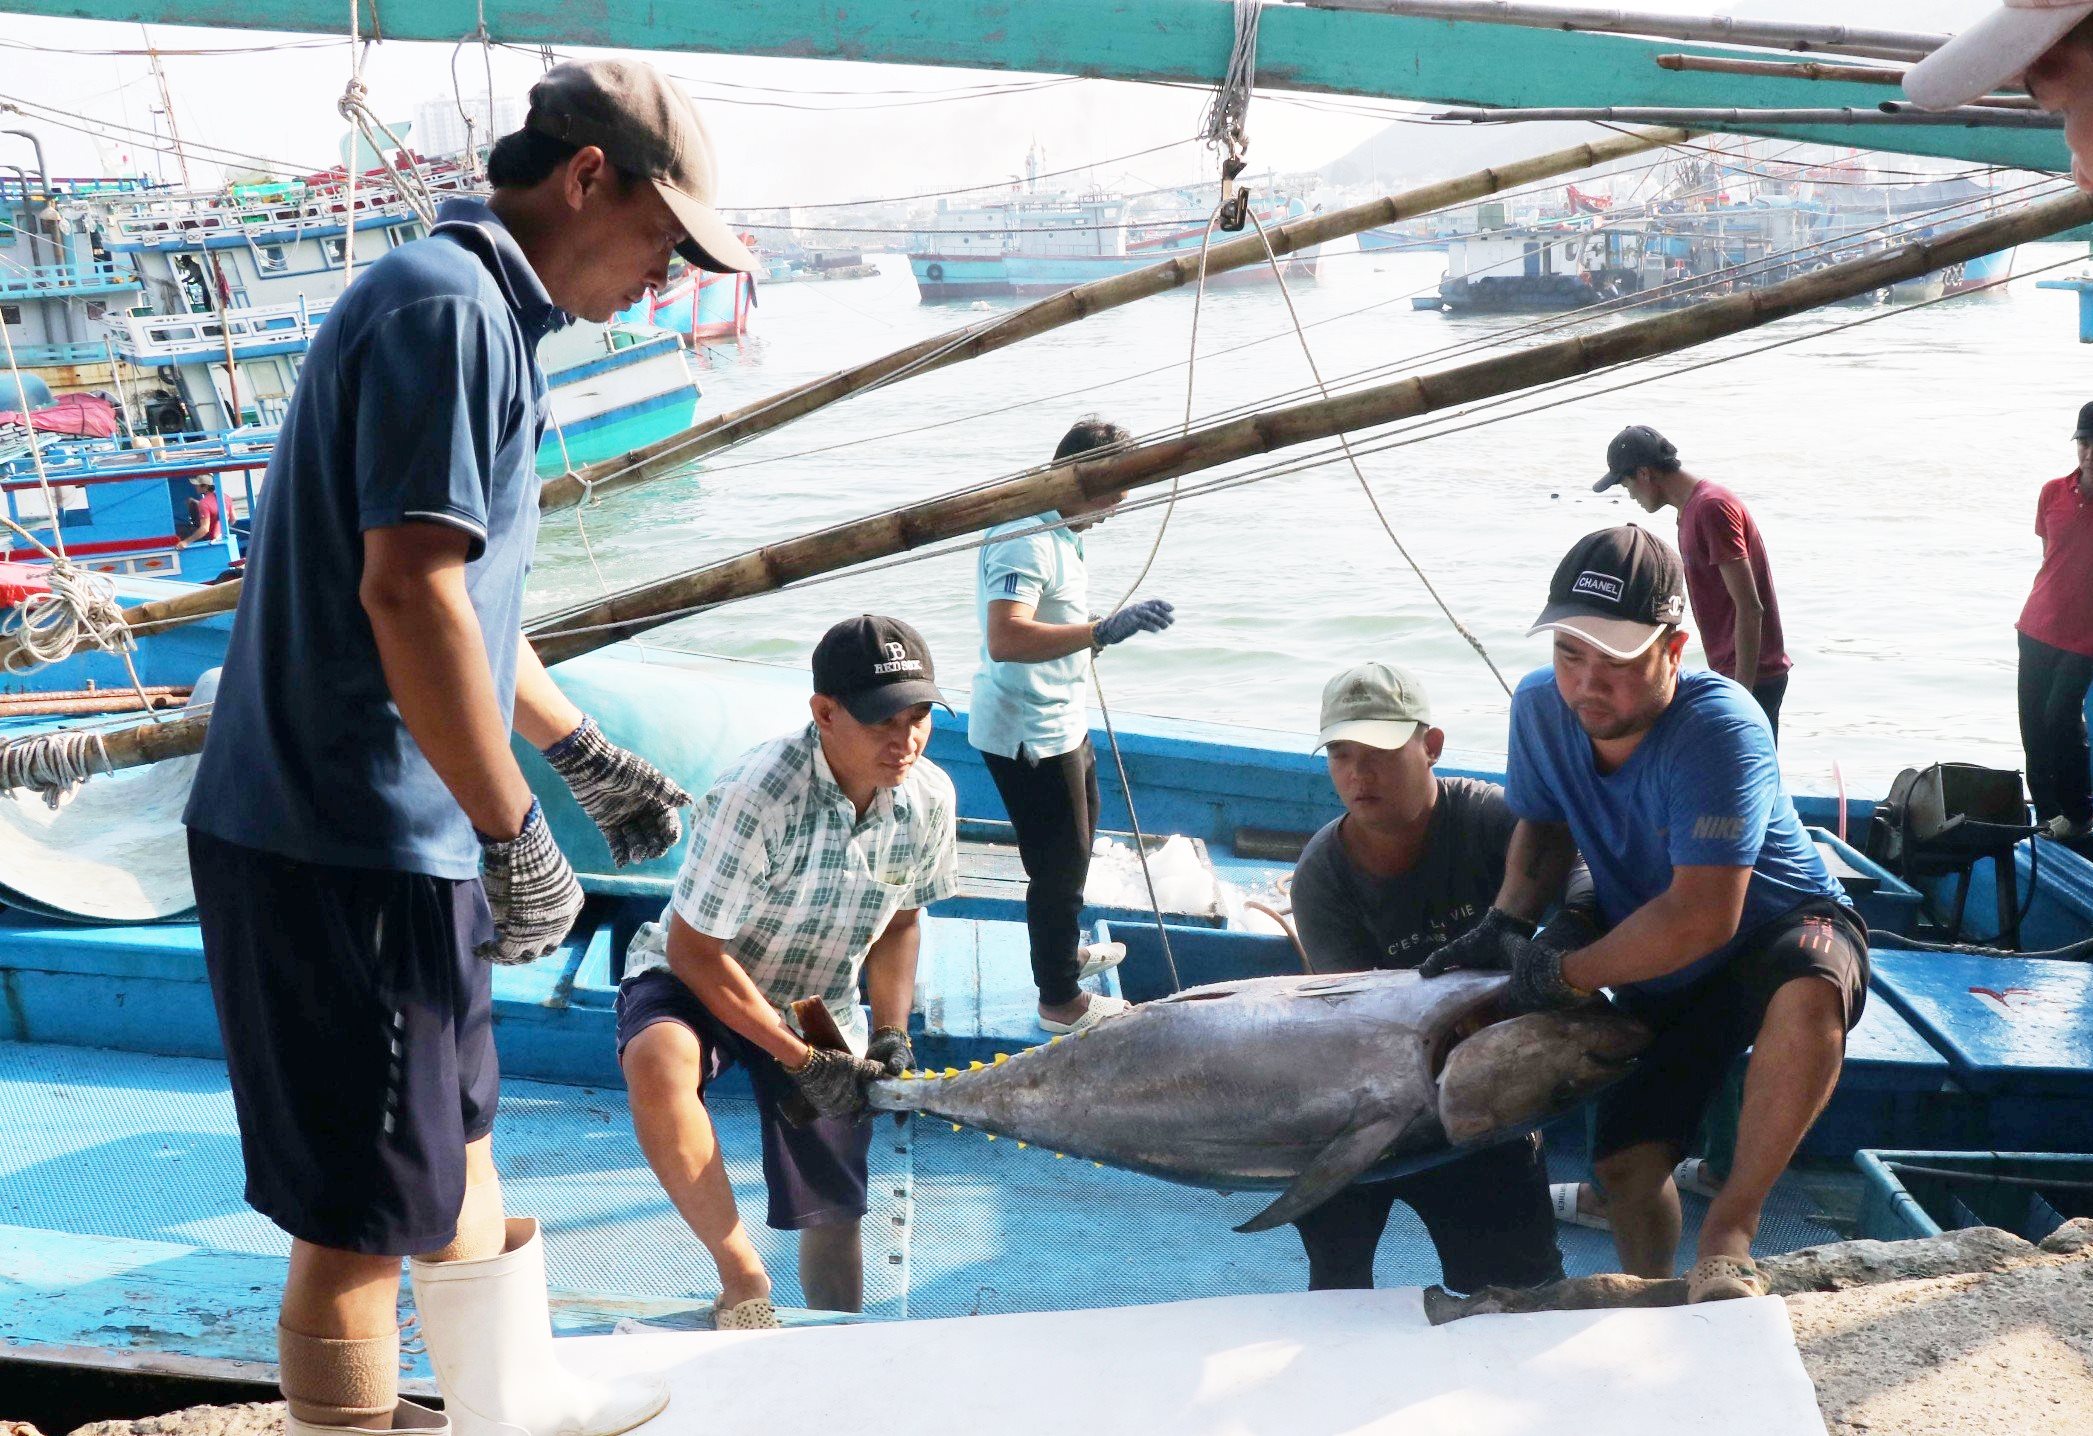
[1427,525,1868,1306]
[970,416,1175,1033]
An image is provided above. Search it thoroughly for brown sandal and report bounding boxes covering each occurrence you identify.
[1686,1254,1764,1303]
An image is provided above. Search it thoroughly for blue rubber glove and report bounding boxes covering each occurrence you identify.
[1093,598,1176,648]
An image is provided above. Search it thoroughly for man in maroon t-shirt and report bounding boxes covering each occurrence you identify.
[2016,402,2093,841]
[1595,425,1794,739]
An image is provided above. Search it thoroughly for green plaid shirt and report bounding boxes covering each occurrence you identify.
[625,722,958,1048]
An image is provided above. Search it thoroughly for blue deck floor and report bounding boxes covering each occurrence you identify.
[0,1035,1847,1383]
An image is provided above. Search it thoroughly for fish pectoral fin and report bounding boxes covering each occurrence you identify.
[1233,1112,1418,1234]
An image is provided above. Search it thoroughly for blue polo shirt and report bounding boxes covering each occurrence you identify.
[184,198,559,879]
[1504,666,1846,992]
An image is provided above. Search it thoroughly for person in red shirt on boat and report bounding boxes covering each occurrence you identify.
[173,476,221,549]
[1595,425,1793,740]
[2013,402,2093,841]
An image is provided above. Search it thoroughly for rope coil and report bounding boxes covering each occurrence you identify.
[0,726,112,808]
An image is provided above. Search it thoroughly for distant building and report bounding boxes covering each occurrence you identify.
[414,94,525,162]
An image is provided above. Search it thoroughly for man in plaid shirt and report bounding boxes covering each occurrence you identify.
[618,615,958,1326]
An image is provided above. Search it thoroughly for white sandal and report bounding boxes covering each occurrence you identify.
[1039,993,1130,1035]
[1550,1181,1612,1231]
[1076,941,1127,981]
[1673,1156,1724,1199]
[712,1295,781,1330]
[1686,1253,1764,1303]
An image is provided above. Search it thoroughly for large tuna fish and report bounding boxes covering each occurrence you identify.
[865,968,1649,1232]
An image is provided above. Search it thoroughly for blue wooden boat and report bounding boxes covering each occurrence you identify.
[6,577,2093,1399]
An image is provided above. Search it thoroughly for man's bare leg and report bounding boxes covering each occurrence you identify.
[1698,977,1846,1264]
[281,1242,404,1339]
[1594,1140,1683,1278]
[798,1221,863,1313]
[622,1024,771,1308]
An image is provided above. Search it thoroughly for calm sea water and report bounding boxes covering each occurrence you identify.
[526,241,2093,798]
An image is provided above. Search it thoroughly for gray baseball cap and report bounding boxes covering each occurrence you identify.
[525,60,757,275]
[1317,662,1431,751]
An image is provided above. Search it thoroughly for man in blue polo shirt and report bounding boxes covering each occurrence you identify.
[969,416,1175,1034]
[1426,525,1867,1304]
[184,61,754,1436]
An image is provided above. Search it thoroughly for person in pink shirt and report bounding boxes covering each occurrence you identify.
[2015,403,2093,841]
[1594,425,1793,740]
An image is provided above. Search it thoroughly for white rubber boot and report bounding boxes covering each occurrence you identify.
[410,1217,669,1436]
[286,1400,449,1435]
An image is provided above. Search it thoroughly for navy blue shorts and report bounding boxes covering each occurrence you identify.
[188,827,499,1256]
[615,967,871,1231]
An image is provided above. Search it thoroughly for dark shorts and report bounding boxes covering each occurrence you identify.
[1592,897,1869,1163]
[615,967,872,1231]
[187,827,499,1256]
[1292,1132,1564,1295]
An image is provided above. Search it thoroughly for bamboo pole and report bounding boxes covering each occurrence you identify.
[525,185,2093,665]
[1305,0,1944,63]
[49,128,1695,654]
[536,126,1693,513]
[1438,105,2061,129]
[31,185,2093,784]
[1652,54,2040,109]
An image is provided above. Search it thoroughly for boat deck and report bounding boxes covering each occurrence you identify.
[0,1035,1848,1388]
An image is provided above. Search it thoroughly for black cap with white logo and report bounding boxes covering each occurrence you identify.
[812,614,951,725]
[1528,525,1688,661]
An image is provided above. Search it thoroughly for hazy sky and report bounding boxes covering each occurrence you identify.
[0,2,2004,205]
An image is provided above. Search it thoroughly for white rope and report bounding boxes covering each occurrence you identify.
[1242,204,1513,694]
[341,0,362,289]
[0,725,112,808]
[0,541,137,675]
[1108,207,1223,614]
[1200,0,1261,167]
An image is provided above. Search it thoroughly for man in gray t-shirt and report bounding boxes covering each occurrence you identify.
[1285,662,1564,1294]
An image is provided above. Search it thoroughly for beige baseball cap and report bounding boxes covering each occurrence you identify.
[1317,662,1431,751]
[1905,1,2093,111]
[525,59,757,274]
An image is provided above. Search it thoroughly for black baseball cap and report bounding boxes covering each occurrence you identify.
[2074,401,2093,441]
[1593,424,1680,493]
[812,615,951,724]
[1528,525,1688,660]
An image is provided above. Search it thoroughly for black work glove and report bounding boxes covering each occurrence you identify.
[866,1025,915,1078]
[477,798,586,965]
[541,716,693,868]
[1502,940,1590,1014]
[786,1047,886,1121]
[1418,907,1537,978]
[1534,904,1603,956]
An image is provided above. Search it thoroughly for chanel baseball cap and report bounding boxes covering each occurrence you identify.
[1593,424,1680,493]
[1316,662,1431,751]
[1529,525,1689,661]
[1905,1,2093,112]
[525,59,757,274]
[812,615,951,725]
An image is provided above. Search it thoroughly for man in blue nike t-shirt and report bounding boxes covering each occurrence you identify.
[1426,525,1868,1304]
